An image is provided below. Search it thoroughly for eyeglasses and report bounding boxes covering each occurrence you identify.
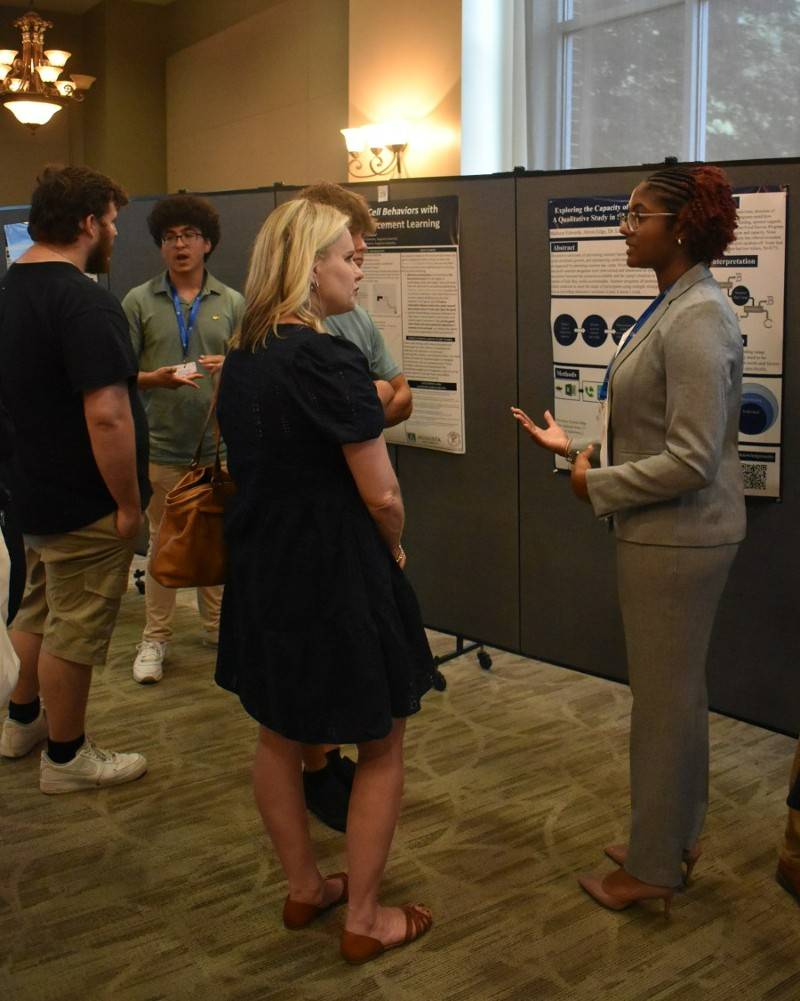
[618,210,676,231]
[161,229,204,246]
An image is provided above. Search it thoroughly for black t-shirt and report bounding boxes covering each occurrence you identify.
[0,262,151,535]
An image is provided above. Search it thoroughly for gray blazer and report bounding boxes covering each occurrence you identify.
[585,263,746,547]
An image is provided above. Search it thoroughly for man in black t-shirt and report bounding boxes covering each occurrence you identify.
[0,165,151,794]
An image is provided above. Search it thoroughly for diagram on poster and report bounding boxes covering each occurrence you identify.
[547,189,787,497]
[363,196,465,454]
[721,191,786,377]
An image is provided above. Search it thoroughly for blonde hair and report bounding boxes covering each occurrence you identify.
[232,199,348,351]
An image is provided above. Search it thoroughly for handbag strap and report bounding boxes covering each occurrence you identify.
[190,378,223,472]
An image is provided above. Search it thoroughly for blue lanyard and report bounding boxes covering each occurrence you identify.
[168,281,204,357]
[597,289,669,402]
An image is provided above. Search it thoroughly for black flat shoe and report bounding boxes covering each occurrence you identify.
[327,747,356,791]
[776,860,800,904]
[303,764,349,832]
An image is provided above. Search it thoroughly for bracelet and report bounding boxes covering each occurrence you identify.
[393,544,405,565]
[564,438,582,465]
[563,436,573,459]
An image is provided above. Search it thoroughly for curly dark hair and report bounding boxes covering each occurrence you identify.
[298,181,376,236]
[28,165,128,245]
[146,194,221,259]
[644,164,737,263]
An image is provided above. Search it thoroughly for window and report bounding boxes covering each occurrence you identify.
[560,0,800,168]
[705,1,800,161]
[460,0,800,173]
[561,1,687,168]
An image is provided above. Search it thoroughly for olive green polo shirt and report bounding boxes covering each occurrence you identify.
[122,271,244,466]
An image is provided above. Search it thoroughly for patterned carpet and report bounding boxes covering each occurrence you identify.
[1,580,799,1001]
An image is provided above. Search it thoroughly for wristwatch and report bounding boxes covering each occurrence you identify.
[564,443,582,465]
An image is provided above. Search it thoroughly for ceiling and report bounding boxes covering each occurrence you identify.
[12,0,176,14]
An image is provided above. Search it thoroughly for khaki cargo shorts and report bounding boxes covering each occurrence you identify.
[13,511,136,667]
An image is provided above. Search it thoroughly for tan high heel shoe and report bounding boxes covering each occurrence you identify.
[578,870,673,916]
[282,872,348,929]
[340,904,433,965]
[604,842,703,882]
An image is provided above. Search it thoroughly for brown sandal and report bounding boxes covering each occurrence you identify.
[283,872,349,930]
[340,904,433,965]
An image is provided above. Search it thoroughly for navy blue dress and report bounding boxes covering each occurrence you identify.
[216,325,433,743]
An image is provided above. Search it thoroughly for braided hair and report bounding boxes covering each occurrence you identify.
[644,164,737,264]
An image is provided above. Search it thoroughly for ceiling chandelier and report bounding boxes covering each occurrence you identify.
[0,10,95,132]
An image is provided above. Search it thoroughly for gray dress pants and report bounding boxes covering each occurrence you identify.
[616,539,739,887]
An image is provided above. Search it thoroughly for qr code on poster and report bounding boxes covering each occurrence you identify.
[742,463,767,492]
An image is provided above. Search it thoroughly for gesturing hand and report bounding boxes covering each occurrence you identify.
[199,354,225,376]
[510,407,570,456]
[151,365,204,390]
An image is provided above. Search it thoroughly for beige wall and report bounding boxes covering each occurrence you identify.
[166,0,348,192]
[82,0,167,197]
[164,0,291,53]
[0,1,166,203]
[0,0,464,207]
[0,4,86,205]
[347,0,461,181]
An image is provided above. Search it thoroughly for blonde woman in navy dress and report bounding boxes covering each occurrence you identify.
[216,199,434,963]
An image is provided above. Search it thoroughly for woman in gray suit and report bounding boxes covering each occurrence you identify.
[513,165,744,914]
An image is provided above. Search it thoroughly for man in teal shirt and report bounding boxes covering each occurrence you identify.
[297,182,413,833]
[123,195,244,684]
[326,304,407,414]
[302,182,412,428]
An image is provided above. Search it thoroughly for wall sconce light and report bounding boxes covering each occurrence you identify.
[340,121,409,178]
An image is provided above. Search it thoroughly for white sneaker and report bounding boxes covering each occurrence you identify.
[132,639,167,684]
[40,738,147,794]
[0,707,48,758]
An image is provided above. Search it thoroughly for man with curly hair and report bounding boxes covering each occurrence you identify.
[123,194,244,684]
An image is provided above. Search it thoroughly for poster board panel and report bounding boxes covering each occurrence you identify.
[4,164,798,731]
[517,162,800,734]
[388,177,519,650]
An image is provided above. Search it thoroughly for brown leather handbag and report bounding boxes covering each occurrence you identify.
[150,398,236,588]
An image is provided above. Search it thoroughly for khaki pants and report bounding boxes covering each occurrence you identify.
[781,738,800,868]
[13,512,136,666]
[143,463,222,643]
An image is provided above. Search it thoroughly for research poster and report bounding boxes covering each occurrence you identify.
[547,189,787,497]
[364,195,465,453]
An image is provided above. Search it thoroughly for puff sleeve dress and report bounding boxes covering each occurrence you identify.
[215,324,433,743]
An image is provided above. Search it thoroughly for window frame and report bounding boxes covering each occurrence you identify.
[548,0,711,169]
